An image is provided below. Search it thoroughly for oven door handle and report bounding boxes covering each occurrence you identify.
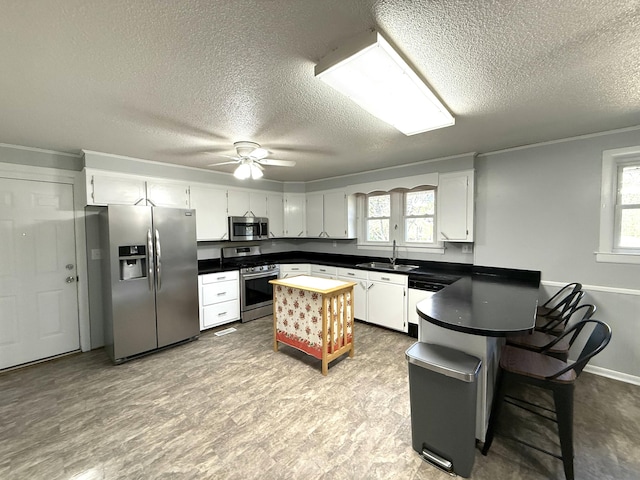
[242,271,279,280]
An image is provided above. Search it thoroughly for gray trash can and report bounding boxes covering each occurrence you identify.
[406,342,481,478]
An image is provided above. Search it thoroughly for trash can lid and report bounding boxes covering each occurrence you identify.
[405,342,481,382]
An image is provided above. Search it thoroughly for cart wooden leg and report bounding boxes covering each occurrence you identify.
[273,310,279,352]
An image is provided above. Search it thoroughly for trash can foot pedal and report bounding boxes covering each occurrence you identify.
[420,448,455,476]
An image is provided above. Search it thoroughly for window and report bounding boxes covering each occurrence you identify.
[361,188,440,250]
[366,194,390,242]
[616,163,640,249]
[598,146,640,264]
[404,189,435,243]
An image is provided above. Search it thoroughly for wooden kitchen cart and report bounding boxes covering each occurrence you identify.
[270,275,356,375]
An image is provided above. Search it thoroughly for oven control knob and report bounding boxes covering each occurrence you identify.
[249,267,255,272]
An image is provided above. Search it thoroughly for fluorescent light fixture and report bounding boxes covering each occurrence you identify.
[315,30,455,136]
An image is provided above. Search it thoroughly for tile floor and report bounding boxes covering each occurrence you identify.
[1,317,639,479]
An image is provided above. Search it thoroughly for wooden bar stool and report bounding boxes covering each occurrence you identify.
[507,304,595,361]
[482,319,612,480]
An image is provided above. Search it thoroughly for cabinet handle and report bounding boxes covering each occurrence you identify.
[297,231,304,237]
[217,292,226,296]
[381,277,390,281]
[440,231,450,240]
[367,283,374,290]
[347,272,355,276]
[134,197,145,205]
[147,199,156,207]
[216,276,226,280]
[217,312,227,316]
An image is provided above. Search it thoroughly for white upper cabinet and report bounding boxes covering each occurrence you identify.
[437,170,475,242]
[189,185,228,241]
[88,172,147,206]
[305,191,356,238]
[305,193,324,237]
[146,180,190,208]
[227,190,268,217]
[266,193,284,237]
[284,193,306,237]
[87,171,189,208]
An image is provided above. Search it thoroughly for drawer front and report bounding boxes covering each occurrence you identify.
[368,270,407,285]
[337,267,367,280]
[201,280,239,305]
[201,270,239,284]
[202,300,240,329]
[311,265,337,276]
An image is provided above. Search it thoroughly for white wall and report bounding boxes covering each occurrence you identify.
[475,127,640,381]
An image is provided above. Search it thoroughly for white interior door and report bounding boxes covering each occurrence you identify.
[0,178,80,369]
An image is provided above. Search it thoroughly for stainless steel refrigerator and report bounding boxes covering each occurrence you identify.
[97,205,199,363]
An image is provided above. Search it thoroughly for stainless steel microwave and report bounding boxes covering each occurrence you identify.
[228,216,269,241]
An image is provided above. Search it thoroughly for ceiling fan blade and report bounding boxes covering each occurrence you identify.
[248,147,269,160]
[207,161,239,166]
[257,158,296,167]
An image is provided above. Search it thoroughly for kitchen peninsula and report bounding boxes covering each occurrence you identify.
[416,273,540,441]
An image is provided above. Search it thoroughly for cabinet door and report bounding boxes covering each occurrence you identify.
[190,185,228,240]
[146,181,190,208]
[227,190,250,217]
[249,192,268,218]
[284,193,306,237]
[323,192,348,238]
[311,265,337,279]
[368,281,406,332]
[266,193,284,237]
[305,193,324,237]
[338,271,368,321]
[89,174,146,206]
[437,170,474,242]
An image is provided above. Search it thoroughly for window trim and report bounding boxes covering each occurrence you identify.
[364,192,391,243]
[597,146,640,264]
[403,187,436,245]
[357,189,445,253]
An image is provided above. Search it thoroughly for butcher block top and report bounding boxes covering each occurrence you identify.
[270,275,356,294]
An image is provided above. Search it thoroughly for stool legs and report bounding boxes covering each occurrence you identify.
[553,383,575,480]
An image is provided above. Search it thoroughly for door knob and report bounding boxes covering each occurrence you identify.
[66,276,76,283]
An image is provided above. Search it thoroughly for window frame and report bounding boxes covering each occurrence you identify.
[597,146,640,264]
[364,192,391,243]
[403,187,437,246]
[357,188,444,253]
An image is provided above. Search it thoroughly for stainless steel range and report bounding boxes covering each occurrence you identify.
[222,246,279,322]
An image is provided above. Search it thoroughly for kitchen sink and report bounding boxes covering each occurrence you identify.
[355,262,419,272]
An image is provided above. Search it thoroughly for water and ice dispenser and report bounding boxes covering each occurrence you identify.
[118,245,147,280]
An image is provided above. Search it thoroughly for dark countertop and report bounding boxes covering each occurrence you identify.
[416,274,539,336]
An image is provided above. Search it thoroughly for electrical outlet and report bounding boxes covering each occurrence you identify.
[461,244,473,254]
[333,241,337,247]
[91,249,102,260]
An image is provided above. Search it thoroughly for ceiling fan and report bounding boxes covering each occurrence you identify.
[208,141,296,179]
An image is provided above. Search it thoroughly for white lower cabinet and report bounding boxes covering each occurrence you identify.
[337,268,407,332]
[337,268,368,321]
[279,264,311,278]
[199,271,240,330]
[367,271,407,333]
[310,264,337,279]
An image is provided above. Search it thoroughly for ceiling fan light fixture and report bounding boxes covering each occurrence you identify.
[250,163,264,179]
[315,30,455,136]
[233,162,251,179]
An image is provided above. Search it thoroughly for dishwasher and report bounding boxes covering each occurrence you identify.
[407,278,447,338]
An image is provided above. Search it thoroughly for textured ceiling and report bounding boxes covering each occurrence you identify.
[1,0,639,181]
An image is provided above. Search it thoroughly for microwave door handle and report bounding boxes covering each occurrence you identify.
[147,229,154,291]
[155,229,162,291]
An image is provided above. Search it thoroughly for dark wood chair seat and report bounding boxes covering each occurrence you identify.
[500,345,576,383]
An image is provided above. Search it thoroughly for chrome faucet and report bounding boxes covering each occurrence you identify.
[389,239,397,266]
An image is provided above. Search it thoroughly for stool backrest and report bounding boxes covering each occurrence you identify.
[540,282,582,315]
[546,319,611,380]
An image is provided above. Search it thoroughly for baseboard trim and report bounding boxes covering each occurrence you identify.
[583,364,640,386]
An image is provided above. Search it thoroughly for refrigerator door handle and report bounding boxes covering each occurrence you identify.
[155,228,162,291]
[147,228,154,291]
